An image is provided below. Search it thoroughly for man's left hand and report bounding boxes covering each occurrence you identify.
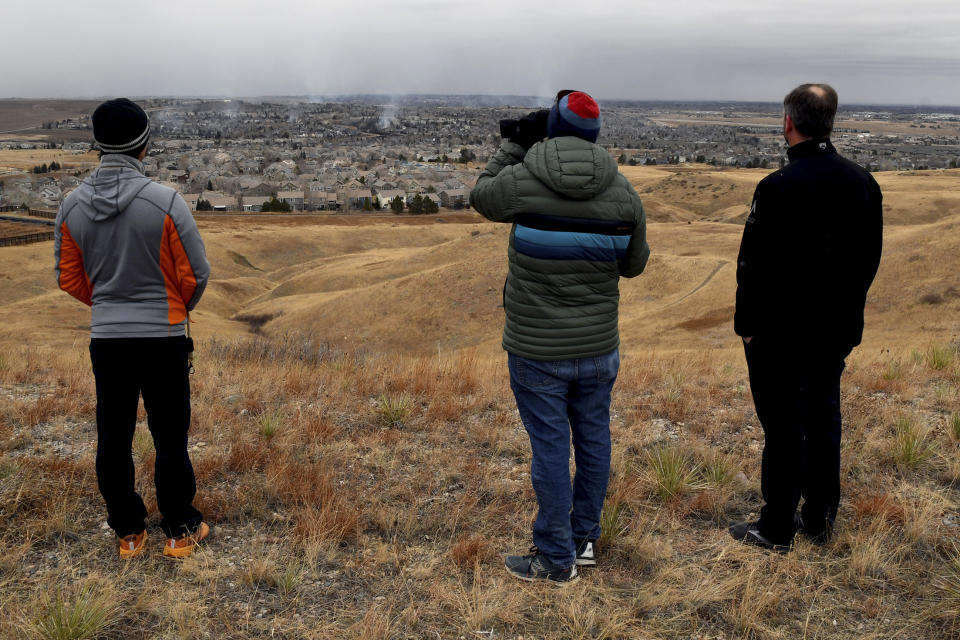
[511,110,549,149]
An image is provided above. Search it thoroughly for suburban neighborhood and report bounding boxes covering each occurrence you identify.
[2,96,959,211]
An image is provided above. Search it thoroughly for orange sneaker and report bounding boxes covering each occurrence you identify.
[118,530,147,559]
[162,522,210,559]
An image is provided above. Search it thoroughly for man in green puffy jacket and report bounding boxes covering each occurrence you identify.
[470,90,649,583]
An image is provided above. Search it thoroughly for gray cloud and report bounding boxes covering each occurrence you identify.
[4,0,960,104]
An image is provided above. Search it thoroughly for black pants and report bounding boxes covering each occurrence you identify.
[743,337,847,544]
[89,337,202,538]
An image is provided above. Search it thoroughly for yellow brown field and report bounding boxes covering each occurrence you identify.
[1,162,959,639]
[0,149,100,177]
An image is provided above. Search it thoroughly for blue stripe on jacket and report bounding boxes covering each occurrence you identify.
[514,224,630,262]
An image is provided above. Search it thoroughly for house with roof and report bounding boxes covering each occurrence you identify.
[39,184,62,205]
[376,189,406,210]
[206,194,237,211]
[242,196,271,212]
[307,189,339,211]
[344,188,373,210]
[439,188,468,209]
[277,190,305,210]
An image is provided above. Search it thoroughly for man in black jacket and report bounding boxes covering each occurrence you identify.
[730,84,883,552]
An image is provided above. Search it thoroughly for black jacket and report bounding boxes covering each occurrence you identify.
[734,139,883,353]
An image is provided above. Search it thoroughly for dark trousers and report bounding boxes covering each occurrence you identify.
[89,337,202,538]
[743,337,847,544]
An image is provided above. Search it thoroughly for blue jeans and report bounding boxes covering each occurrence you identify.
[508,349,619,568]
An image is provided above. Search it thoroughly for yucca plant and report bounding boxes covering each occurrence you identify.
[881,358,903,381]
[275,562,305,595]
[26,585,118,640]
[926,343,955,370]
[647,446,701,501]
[257,411,281,439]
[376,393,412,427]
[599,499,629,545]
[700,453,737,487]
[935,542,960,617]
[892,415,932,469]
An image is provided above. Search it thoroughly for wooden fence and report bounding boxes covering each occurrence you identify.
[0,213,56,247]
[0,207,56,218]
[0,231,55,247]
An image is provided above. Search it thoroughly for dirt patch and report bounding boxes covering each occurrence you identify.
[233,311,281,334]
[676,305,735,330]
[227,250,262,271]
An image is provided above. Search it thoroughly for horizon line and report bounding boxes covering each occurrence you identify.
[1,94,959,110]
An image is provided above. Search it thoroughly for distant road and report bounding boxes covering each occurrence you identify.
[651,118,781,129]
[194,212,483,226]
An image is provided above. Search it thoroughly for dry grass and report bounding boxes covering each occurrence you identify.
[0,149,99,174]
[1,333,957,638]
[1,182,959,637]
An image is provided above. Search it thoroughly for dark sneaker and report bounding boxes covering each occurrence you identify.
[728,521,791,554]
[794,513,832,546]
[504,547,579,584]
[574,539,597,566]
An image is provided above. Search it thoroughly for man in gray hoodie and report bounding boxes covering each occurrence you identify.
[55,98,211,559]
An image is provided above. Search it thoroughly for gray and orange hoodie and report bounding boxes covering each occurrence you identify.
[54,154,210,337]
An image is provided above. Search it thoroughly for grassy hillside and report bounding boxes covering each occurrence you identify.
[0,167,959,638]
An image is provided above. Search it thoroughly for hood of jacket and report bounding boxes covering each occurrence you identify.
[522,136,619,201]
[77,154,152,221]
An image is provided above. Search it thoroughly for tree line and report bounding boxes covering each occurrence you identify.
[31,161,62,174]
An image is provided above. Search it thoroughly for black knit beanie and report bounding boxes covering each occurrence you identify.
[92,98,150,154]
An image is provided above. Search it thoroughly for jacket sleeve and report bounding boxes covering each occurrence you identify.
[619,183,650,278]
[468,141,527,222]
[53,205,92,306]
[165,193,210,311]
[733,185,766,337]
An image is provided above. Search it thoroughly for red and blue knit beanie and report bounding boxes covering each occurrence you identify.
[547,91,602,143]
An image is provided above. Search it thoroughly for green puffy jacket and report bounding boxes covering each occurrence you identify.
[470,136,649,360]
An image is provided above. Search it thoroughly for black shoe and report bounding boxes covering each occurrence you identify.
[574,538,597,566]
[794,513,832,546]
[504,546,579,584]
[728,521,792,554]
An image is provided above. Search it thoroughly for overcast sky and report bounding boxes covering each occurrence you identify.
[6,0,960,105]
